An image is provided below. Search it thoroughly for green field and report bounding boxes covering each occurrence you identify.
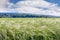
[0,18,60,40]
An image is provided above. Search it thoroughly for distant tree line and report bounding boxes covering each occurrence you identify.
[0,13,59,18]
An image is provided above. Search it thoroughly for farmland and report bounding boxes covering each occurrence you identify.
[0,18,60,40]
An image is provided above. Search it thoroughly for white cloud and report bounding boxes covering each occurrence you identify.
[16,6,43,15]
[0,0,60,16]
[15,0,60,16]
[0,0,9,12]
[16,1,51,8]
[0,0,8,8]
[0,0,16,12]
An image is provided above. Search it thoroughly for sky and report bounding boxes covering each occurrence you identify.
[0,0,60,16]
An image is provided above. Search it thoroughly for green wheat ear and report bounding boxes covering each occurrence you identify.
[0,18,60,40]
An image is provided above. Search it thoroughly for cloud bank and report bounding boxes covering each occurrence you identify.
[0,0,16,12]
[15,0,60,16]
[0,0,60,16]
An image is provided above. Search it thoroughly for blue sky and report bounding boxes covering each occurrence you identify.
[45,0,60,6]
[0,0,60,16]
[9,0,21,4]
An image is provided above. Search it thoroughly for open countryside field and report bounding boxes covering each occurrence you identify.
[0,18,60,40]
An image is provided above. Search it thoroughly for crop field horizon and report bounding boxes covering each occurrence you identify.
[0,18,60,40]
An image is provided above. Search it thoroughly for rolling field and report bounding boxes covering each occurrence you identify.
[0,18,60,40]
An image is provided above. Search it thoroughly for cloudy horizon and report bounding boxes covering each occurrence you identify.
[0,0,60,16]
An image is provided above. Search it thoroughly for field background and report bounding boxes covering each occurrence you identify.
[0,18,60,40]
